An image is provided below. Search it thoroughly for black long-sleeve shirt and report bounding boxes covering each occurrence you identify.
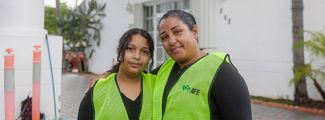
[152,61,252,120]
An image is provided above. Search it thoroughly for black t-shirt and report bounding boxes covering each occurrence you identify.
[77,78,142,120]
[120,91,142,120]
[151,56,252,120]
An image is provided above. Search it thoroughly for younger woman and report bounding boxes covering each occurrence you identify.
[78,28,155,120]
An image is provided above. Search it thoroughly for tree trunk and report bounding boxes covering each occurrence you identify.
[292,0,309,104]
[83,57,89,73]
[56,0,65,73]
[79,51,88,73]
[55,0,62,35]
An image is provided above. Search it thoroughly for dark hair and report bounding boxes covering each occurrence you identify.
[158,10,197,31]
[109,28,154,73]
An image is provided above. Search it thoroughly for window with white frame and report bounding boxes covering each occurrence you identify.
[144,0,190,68]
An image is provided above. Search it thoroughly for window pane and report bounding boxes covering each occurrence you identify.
[149,32,154,39]
[156,17,162,45]
[145,20,147,30]
[156,32,162,45]
[149,19,153,31]
[157,47,164,61]
[183,0,190,9]
[149,6,153,17]
[145,7,149,17]
[156,17,161,29]
[144,0,191,67]
[156,46,168,66]
[145,6,153,17]
[175,1,181,10]
[145,19,153,31]
[163,50,169,60]
[157,3,172,13]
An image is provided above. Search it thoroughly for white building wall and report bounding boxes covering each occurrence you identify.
[0,30,63,120]
[214,0,325,100]
[0,0,62,119]
[89,0,325,100]
[214,0,294,99]
[0,35,63,119]
[88,0,132,74]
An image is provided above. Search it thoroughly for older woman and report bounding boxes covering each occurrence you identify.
[152,10,251,120]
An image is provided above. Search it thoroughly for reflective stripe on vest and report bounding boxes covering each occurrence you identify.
[93,73,155,120]
[153,52,228,120]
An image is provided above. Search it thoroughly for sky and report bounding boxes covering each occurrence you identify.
[44,0,83,8]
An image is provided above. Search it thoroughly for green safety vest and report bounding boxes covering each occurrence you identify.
[153,52,229,120]
[93,72,155,120]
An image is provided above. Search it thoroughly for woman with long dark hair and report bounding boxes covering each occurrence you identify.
[78,28,155,120]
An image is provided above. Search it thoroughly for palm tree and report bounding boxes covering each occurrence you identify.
[293,32,325,100]
[55,0,61,35]
[60,0,106,72]
[291,0,309,104]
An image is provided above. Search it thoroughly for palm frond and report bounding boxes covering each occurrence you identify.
[61,0,106,59]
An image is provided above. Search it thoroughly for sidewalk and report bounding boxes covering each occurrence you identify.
[60,73,325,120]
[252,104,325,120]
[60,73,91,119]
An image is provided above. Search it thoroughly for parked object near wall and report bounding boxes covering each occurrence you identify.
[60,0,106,72]
[17,95,45,120]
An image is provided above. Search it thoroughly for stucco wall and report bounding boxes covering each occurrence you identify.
[0,0,62,119]
[88,0,133,74]
[89,0,325,100]
[213,0,325,100]
[0,35,62,119]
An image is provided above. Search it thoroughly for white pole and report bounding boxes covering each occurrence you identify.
[32,45,41,120]
[4,48,15,120]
